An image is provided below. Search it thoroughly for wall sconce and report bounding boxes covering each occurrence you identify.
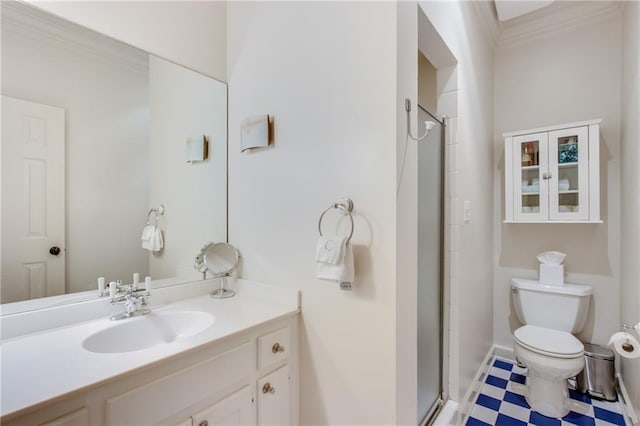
[186,135,209,163]
[241,115,272,152]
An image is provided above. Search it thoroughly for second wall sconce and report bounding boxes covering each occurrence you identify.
[241,115,272,152]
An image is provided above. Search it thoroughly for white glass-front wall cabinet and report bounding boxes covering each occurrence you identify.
[504,119,601,223]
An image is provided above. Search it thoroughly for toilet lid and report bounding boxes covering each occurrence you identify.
[514,325,583,357]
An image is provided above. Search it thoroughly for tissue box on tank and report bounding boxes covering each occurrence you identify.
[540,264,564,285]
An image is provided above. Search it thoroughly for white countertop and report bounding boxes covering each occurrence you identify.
[0,279,300,420]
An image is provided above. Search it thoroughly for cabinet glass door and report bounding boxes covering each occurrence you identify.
[548,127,589,220]
[513,133,548,221]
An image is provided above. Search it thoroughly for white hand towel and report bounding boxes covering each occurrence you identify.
[141,225,163,252]
[316,241,354,287]
[141,225,153,241]
[315,235,345,264]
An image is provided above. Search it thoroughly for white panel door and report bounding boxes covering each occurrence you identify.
[1,96,65,302]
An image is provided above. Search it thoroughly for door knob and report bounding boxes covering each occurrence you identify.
[49,246,61,256]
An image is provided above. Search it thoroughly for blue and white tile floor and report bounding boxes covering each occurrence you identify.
[466,358,627,426]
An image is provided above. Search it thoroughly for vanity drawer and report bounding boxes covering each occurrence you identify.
[258,327,289,370]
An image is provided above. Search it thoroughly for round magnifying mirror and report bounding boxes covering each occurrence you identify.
[204,242,240,299]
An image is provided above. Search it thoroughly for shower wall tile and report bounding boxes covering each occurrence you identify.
[448,170,459,199]
[447,143,458,172]
[449,329,460,401]
[449,225,460,252]
[450,252,460,281]
[449,117,458,145]
[450,300,460,333]
[449,198,462,225]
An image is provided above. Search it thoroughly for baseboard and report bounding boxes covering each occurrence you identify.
[456,344,498,425]
[616,373,639,426]
[493,344,515,361]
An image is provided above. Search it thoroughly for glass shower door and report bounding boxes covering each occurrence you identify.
[417,105,443,424]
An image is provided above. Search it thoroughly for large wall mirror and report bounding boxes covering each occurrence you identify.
[0,1,227,309]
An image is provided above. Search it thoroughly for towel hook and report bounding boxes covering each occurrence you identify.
[318,198,354,243]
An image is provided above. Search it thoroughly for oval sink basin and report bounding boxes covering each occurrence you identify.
[82,310,214,354]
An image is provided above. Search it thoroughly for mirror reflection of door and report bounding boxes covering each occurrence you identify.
[1,95,65,302]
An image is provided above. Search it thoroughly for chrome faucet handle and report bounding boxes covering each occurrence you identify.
[108,282,151,320]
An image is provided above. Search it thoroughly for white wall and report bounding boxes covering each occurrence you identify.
[148,56,227,280]
[417,1,496,403]
[1,11,149,295]
[28,1,226,82]
[227,2,398,424]
[620,0,640,414]
[396,3,419,422]
[493,14,622,347]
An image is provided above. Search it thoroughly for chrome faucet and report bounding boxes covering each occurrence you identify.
[108,278,151,321]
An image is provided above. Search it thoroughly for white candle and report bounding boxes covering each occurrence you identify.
[98,277,105,296]
[145,276,151,293]
[133,273,140,290]
[109,281,117,300]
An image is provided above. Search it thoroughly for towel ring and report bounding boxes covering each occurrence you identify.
[146,204,165,226]
[318,198,354,244]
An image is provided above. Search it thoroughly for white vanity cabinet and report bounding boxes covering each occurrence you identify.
[504,119,601,223]
[2,316,298,426]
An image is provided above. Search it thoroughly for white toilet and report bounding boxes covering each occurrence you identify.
[511,278,592,418]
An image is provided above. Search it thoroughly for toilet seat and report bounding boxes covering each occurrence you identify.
[514,325,583,358]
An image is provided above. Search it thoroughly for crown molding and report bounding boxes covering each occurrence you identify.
[497,1,622,50]
[469,0,502,46]
[1,1,148,76]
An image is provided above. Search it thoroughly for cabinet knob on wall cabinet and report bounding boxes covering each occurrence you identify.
[262,383,275,394]
[198,421,208,426]
[272,342,285,354]
[542,172,552,180]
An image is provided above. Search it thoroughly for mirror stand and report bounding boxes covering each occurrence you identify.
[211,275,235,299]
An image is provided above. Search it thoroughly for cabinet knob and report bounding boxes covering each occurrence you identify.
[198,421,209,426]
[49,246,61,256]
[542,172,552,180]
[262,382,276,394]
[272,342,285,354]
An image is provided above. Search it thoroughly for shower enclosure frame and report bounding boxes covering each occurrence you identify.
[417,103,446,426]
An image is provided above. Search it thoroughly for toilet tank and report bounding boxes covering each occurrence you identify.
[511,278,592,333]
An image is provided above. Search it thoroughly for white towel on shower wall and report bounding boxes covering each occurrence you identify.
[141,225,163,253]
[316,240,354,287]
[315,235,345,264]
